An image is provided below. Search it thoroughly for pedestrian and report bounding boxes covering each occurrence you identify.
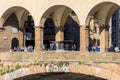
[114,46,119,52]
[95,45,99,52]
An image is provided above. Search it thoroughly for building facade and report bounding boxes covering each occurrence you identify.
[0,0,120,52]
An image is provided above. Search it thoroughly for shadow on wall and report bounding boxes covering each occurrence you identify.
[14,72,106,80]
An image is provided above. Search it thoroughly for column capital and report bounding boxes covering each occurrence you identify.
[34,26,44,29]
[34,26,40,28]
[80,25,89,30]
[55,26,64,30]
[34,26,44,28]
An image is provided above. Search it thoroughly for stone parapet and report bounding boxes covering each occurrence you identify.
[0,52,120,62]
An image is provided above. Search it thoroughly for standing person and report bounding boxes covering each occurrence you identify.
[95,45,99,52]
[89,45,93,52]
[72,44,76,51]
[24,47,28,52]
[92,45,96,52]
[114,46,120,52]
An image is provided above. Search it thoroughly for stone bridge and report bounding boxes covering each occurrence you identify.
[0,61,120,80]
[0,52,120,80]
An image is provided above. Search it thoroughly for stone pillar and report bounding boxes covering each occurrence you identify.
[100,26,109,52]
[18,30,24,47]
[80,25,89,52]
[55,26,64,41]
[89,18,94,41]
[55,26,64,50]
[34,26,43,52]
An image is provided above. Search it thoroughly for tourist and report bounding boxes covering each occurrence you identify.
[108,45,115,52]
[114,46,120,52]
[24,47,28,52]
[95,45,99,52]
[92,45,96,52]
[88,45,93,52]
[72,44,76,51]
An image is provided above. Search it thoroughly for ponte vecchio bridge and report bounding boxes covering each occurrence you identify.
[0,0,120,80]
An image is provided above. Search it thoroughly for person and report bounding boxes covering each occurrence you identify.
[92,45,96,52]
[64,43,69,50]
[9,49,13,52]
[89,45,93,52]
[108,45,115,52]
[72,44,76,51]
[114,46,120,52]
[24,47,28,52]
[95,45,99,52]
[20,46,24,51]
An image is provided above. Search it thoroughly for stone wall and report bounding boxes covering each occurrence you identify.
[0,14,23,52]
[0,62,120,80]
[0,52,120,62]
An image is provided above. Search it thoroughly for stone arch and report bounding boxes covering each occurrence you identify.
[39,5,80,51]
[40,5,80,27]
[85,1,120,52]
[85,1,120,26]
[0,6,34,28]
[0,6,35,51]
[105,5,119,26]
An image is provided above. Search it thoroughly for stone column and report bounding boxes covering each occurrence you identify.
[34,26,44,52]
[100,26,109,52]
[55,26,64,50]
[80,25,89,52]
[18,30,24,47]
[55,26,64,41]
[89,18,94,41]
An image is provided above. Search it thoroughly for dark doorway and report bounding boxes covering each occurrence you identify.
[11,38,19,49]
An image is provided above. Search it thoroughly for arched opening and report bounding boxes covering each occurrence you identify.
[43,17,55,50]
[86,2,120,52]
[14,72,106,80]
[108,9,120,52]
[40,5,80,51]
[64,12,80,51]
[11,37,19,51]
[2,13,19,51]
[0,6,35,52]
[24,15,35,49]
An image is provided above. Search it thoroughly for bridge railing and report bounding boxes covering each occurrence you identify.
[0,51,120,62]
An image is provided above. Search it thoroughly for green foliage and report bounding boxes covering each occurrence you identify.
[7,65,10,69]
[64,62,69,66]
[9,69,14,72]
[39,63,42,67]
[78,61,81,65]
[33,63,37,66]
[56,61,64,67]
[0,63,3,67]
[1,71,6,75]
[36,62,39,65]
[15,63,21,70]
[44,63,48,67]
[6,65,11,73]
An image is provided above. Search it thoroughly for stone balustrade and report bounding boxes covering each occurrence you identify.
[0,52,120,62]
